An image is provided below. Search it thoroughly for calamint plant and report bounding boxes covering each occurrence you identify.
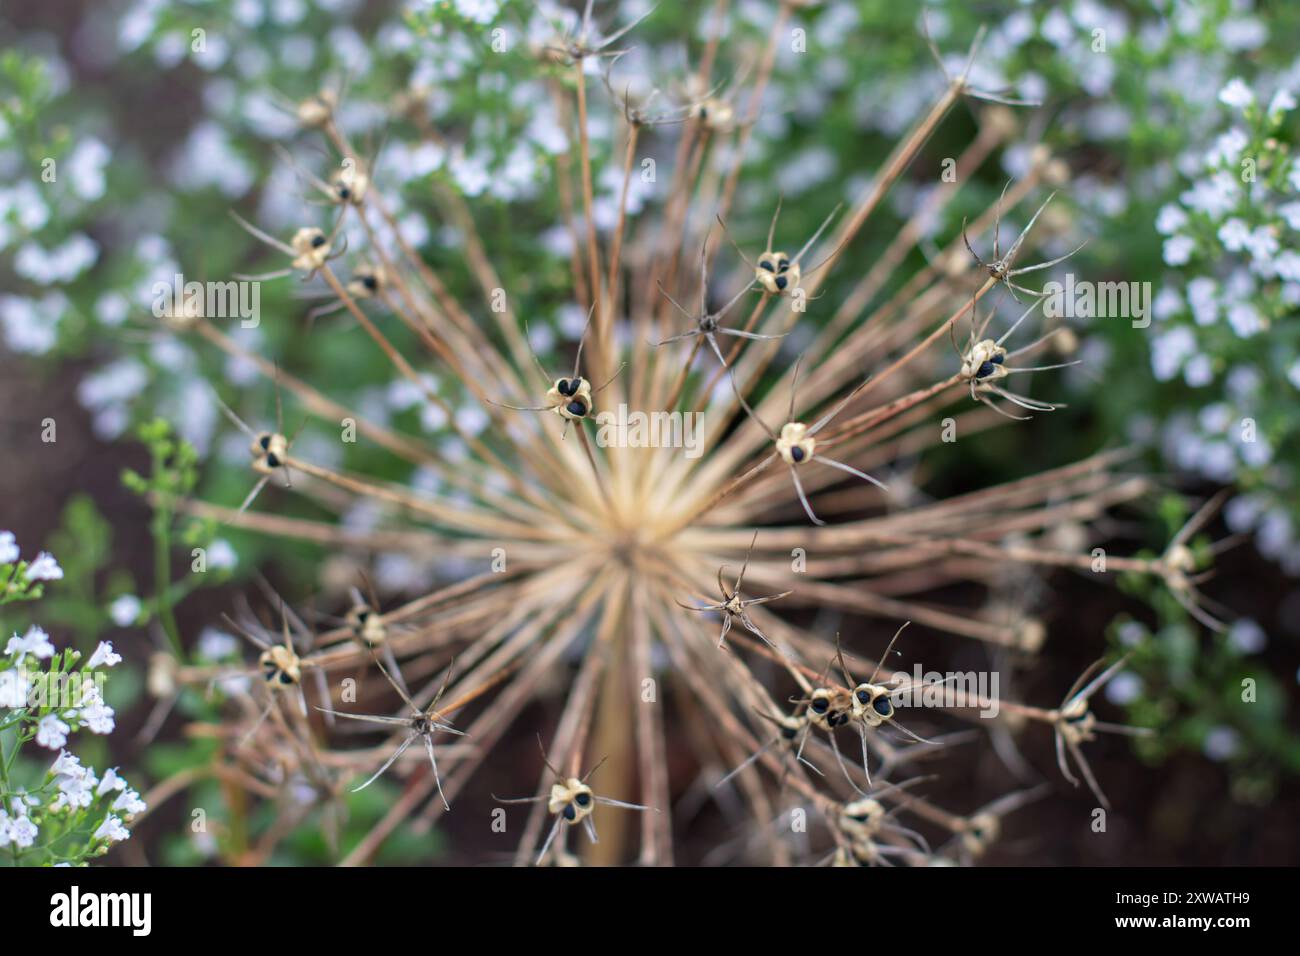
[0,532,145,866]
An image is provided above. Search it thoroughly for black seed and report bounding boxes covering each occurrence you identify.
[811,697,829,714]
[563,804,577,821]
[991,353,1005,365]
[775,276,788,290]
[567,400,588,417]
[976,361,996,379]
[780,725,799,740]
[873,696,892,717]
[259,435,271,450]
[574,792,591,807]
[278,671,294,685]
[856,689,870,704]
[311,234,326,248]
[266,453,281,468]
[362,276,377,291]
[777,260,790,273]
[759,260,775,273]
[790,446,805,463]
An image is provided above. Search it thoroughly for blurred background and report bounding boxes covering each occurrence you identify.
[0,0,1297,864]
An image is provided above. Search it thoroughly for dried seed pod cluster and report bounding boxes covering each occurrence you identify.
[146,5,1234,867]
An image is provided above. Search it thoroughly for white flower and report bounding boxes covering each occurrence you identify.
[1228,619,1267,654]
[1151,327,1197,381]
[93,814,131,844]
[1244,226,1279,264]
[24,551,63,582]
[36,714,71,749]
[1227,302,1263,337]
[1203,726,1240,761]
[0,810,39,849]
[0,531,17,564]
[197,627,239,661]
[1207,128,1248,167]
[1162,234,1195,265]
[108,594,141,628]
[0,669,30,708]
[8,814,38,848]
[1217,218,1250,251]
[1268,88,1297,117]
[1155,204,1188,235]
[50,751,98,810]
[1217,78,1254,110]
[207,539,238,570]
[454,0,500,25]
[50,750,83,777]
[1187,276,1218,325]
[1104,671,1143,705]
[6,625,54,664]
[112,789,147,817]
[1116,620,1147,647]
[78,685,116,735]
[97,767,128,796]
[1184,354,1213,387]
[1185,171,1242,219]
[1279,202,1300,231]
[87,641,122,669]
[1275,251,1300,282]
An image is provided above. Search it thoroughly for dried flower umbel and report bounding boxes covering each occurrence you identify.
[150,6,1232,866]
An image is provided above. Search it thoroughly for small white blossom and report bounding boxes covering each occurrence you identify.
[93,814,131,844]
[1275,251,1300,282]
[87,641,122,669]
[112,789,147,817]
[6,625,54,664]
[1151,327,1197,380]
[0,810,39,849]
[97,767,128,796]
[1104,671,1143,705]
[1182,171,1240,219]
[1217,78,1254,110]
[1184,354,1213,387]
[1155,204,1188,235]
[0,669,30,708]
[1268,88,1297,117]
[0,531,17,564]
[197,627,239,661]
[108,595,141,628]
[1279,202,1300,231]
[454,0,500,25]
[50,751,99,810]
[1227,302,1263,337]
[207,539,238,570]
[1244,226,1279,264]
[1228,619,1267,654]
[36,714,71,749]
[1217,217,1250,251]
[1203,726,1240,761]
[24,552,63,582]
[77,685,116,735]
[1163,234,1195,265]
